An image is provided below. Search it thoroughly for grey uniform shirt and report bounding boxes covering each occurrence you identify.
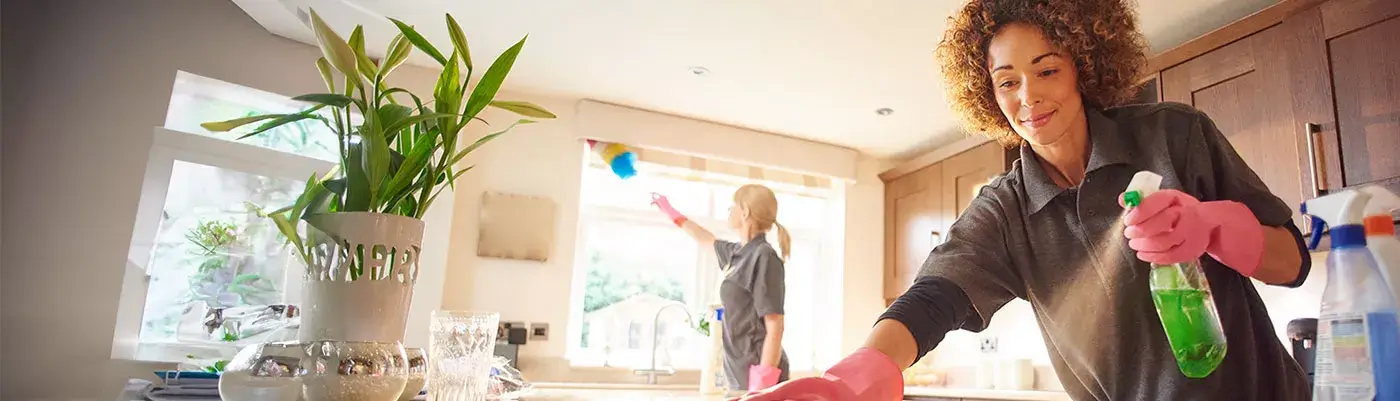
[881,103,1312,400]
[715,236,790,390]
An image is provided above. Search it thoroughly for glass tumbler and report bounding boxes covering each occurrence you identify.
[427,310,500,401]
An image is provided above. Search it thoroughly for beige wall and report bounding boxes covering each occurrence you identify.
[0,1,890,397]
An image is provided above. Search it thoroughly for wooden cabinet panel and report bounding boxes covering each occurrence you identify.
[1319,0,1400,38]
[1160,23,1312,231]
[941,142,1008,232]
[1322,7,1400,193]
[885,164,943,300]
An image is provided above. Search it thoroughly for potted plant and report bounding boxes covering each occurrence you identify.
[202,9,554,344]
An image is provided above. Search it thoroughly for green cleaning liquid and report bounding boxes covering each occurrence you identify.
[1150,267,1229,378]
[1123,177,1229,379]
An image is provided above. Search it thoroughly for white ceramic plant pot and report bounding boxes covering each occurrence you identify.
[298,212,424,343]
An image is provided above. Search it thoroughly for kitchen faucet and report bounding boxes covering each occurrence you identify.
[632,302,694,385]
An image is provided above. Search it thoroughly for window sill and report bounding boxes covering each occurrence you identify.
[120,342,241,364]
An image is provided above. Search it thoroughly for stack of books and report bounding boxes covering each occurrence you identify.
[130,371,220,400]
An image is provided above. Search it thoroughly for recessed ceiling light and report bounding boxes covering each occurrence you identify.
[689,66,710,76]
[876,108,895,116]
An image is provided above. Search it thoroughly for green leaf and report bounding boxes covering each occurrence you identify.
[445,14,473,71]
[235,107,327,140]
[389,18,447,66]
[200,114,282,132]
[379,33,412,80]
[289,170,327,221]
[462,36,528,122]
[382,112,459,139]
[293,93,354,108]
[323,177,347,195]
[348,25,366,57]
[348,25,379,81]
[308,9,359,78]
[340,142,376,212]
[377,104,414,142]
[488,100,556,119]
[380,88,424,110]
[302,182,335,218]
[434,52,463,116]
[268,213,306,264]
[316,57,336,93]
[381,138,436,207]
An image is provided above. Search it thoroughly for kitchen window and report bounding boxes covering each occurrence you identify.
[569,155,834,371]
[114,71,341,362]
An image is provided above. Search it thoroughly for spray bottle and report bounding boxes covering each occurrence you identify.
[1122,171,1228,378]
[1302,189,1400,401]
[700,306,727,395]
[1357,185,1400,310]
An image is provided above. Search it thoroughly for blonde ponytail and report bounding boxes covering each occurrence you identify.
[773,221,792,260]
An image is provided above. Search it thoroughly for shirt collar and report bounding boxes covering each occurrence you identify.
[1021,108,1135,214]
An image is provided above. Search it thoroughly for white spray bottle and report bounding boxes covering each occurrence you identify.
[1301,189,1400,401]
[1357,185,1400,310]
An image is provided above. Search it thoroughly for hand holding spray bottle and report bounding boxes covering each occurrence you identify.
[1121,171,1229,378]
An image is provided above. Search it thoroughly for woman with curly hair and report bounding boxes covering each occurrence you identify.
[738,0,1313,400]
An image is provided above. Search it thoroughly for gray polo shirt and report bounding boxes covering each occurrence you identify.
[881,103,1312,400]
[716,236,790,390]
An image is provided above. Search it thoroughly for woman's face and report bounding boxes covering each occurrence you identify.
[727,203,746,231]
[986,22,1085,147]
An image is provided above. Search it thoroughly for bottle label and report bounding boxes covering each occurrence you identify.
[1314,312,1376,400]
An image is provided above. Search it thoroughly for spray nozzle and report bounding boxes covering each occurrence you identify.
[1301,189,1373,250]
[1122,171,1164,209]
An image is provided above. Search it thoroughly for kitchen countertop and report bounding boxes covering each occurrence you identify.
[904,386,1071,400]
[528,382,1071,400]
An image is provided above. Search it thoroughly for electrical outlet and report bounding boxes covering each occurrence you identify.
[530,322,550,341]
[980,337,999,354]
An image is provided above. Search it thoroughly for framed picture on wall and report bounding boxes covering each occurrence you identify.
[478,191,556,262]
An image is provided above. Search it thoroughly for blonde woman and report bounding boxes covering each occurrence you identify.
[651,184,792,393]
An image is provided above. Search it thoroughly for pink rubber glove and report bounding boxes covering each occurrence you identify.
[731,348,903,401]
[1121,189,1265,276]
[748,365,782,392]
[650,193,687,226]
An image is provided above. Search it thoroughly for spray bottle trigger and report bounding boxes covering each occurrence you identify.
[1308,216,1327,251]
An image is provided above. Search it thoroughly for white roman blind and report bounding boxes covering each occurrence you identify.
[575,99,859,183]
[587,145,833,189]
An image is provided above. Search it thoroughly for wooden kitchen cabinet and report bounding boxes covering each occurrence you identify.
[1160,20,1312,231]
[1297,0,1400,195]
[1152,0,1400,227]
[884,142,1007,302]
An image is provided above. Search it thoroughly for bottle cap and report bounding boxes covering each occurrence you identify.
[1364,215,1395,237]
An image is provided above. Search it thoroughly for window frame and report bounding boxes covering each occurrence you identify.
[566,162,834,371]
[112,126,335,363]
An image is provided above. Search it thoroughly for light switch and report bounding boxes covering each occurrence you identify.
[530,322,550,341]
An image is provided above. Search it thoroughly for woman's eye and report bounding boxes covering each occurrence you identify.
[1038,69,1059,77]
[998,80,1017,89]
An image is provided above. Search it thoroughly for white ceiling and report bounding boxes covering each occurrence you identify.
[232,0,1280,160]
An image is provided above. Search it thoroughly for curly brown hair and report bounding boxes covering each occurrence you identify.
[935,0,1148,147]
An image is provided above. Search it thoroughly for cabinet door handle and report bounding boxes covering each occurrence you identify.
[1304,123,1326,198]
[930,231,942,248]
